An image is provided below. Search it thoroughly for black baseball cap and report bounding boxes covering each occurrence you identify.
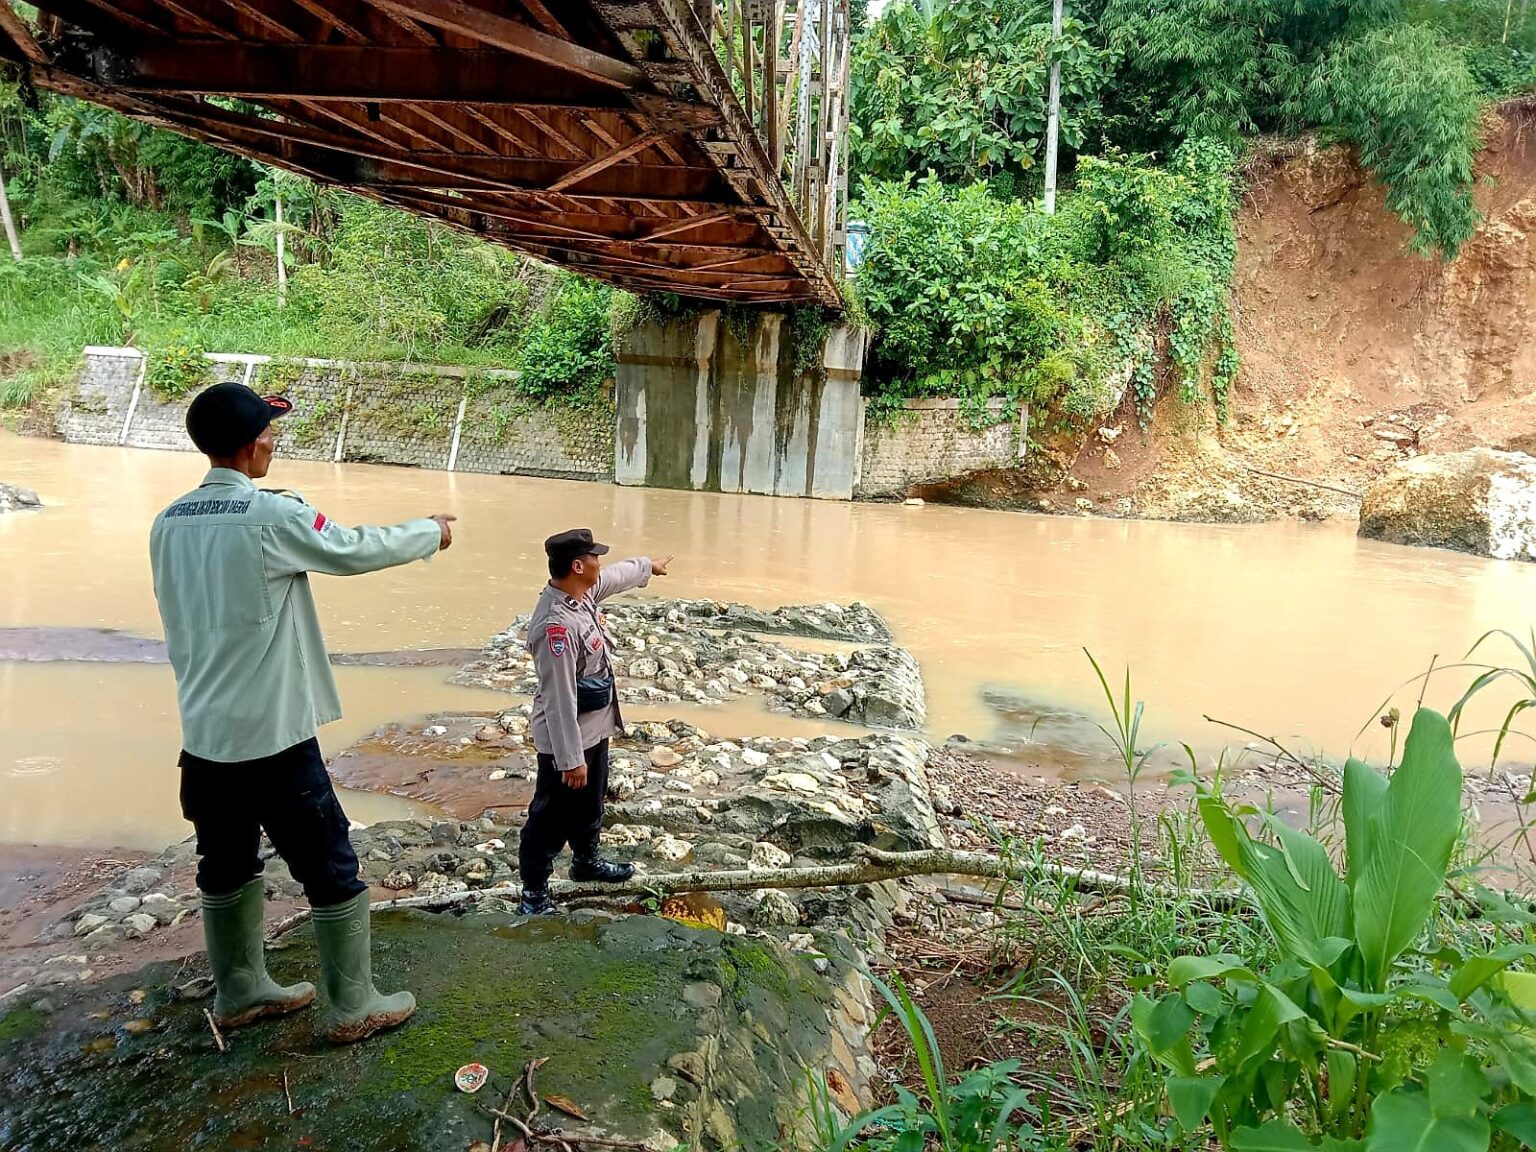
[545,528,610,568]
[186,382,293,456]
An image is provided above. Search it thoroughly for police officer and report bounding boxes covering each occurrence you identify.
[518,529,673,915]
[150,381,455,1044]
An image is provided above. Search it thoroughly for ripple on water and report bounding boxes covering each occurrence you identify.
[11,756,63,777]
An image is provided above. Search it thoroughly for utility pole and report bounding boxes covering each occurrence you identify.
[1043,0,1063,214]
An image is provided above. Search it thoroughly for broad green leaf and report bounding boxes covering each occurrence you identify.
[1199,794,1352,970]
[1499,970,1536,1017]
[1167,1074,1224,1133]
[1147,992,1197,1053]
[1336,988,1392,1029]
[1131,992,1197,1074]
[1326,1049,1357,1123]
[1397,981,1461,1014]
[1449,944,1536,1002]
[1185,981,1225,1015]
[1354,709,1463,989]
[1493,1101,1536,1145]
[1231,1119,1317,1150]
[1343,757,1389,892]
[1424,1049,1489,1116]
[1235,983,1307,1068]
[1169,953,1256,987]
[1497,1031,1536,1095]
[1366,1086,1488,1152]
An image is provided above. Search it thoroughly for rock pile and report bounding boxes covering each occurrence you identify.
[453,599,926,730]
[42,864,198,972]
[39,721,944,981]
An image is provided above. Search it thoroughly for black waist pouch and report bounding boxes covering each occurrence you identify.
[576,677,614,714]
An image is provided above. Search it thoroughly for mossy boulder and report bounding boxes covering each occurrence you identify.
[0,911,862,1152]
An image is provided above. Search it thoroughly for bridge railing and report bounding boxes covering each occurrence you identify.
[695,0,852,284]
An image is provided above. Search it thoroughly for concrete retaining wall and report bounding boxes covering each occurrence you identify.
[59,348,614,479]
[57,346,1028,500]
[857,398,1028,497]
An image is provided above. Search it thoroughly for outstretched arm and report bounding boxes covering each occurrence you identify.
[264,501,452,577]
[593,554,672,602]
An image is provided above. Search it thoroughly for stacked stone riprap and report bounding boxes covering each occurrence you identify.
[452,598,926,730]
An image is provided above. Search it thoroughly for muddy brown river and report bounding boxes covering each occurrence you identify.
[5,431,1536,850]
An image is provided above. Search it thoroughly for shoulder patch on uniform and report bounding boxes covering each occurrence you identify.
[546,625,569,658]
[312,512,329,533]
[563,596,580,610]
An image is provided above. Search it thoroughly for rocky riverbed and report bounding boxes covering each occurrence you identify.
[453,599,926,731]
[0,720,940,1150]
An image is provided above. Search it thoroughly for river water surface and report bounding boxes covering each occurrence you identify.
[5,431,1536,849]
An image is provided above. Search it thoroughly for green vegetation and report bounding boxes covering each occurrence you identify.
[0,67,625,413]
[856,139,1234,423]
[3,0,1533,431]
[849,0,1535,423]
[810,651,1536,1152]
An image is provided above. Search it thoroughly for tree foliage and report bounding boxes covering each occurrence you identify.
[852,0,1515,259]
[855,140,1237,422]
[849,0,1111,191]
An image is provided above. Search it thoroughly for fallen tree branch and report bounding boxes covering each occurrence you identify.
[1239,464,1362,500]
[268,846,1240,941]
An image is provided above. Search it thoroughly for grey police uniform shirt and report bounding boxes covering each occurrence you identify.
[150,467,442,763]
[528,558,654,771]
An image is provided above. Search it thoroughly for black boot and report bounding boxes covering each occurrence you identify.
[569,855,635,883]
[518,888,559,916]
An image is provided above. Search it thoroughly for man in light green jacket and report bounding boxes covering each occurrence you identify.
[150,381,454,1044]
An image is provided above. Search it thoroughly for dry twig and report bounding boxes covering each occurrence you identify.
[282,1068,295,1115]
[202,1008,226,1054]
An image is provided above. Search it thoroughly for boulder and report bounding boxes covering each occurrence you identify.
[1359,448,1536,560]
[0,484,41,514]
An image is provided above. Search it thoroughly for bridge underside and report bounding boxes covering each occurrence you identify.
[2,0,843,307]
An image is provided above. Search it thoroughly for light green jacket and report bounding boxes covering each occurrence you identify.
[149,468,441,762]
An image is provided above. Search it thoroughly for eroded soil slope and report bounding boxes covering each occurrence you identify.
[936,105,1536,522]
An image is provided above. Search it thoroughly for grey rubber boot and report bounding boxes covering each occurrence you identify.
[201,879,315,1029]
[310,892,416,1044]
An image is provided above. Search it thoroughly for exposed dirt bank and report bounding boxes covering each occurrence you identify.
[925,105,1536,524]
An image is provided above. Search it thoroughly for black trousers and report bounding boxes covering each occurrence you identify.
[517,739,610,891]
[179,737,366,908]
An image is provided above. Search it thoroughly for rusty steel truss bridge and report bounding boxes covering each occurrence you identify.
[0,0,852,306]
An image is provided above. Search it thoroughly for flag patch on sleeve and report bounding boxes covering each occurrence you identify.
[547,625,569,657]
[313,512,328,532]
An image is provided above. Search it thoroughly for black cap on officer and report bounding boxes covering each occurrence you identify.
[545,528,610,571]
[186,381,294,457]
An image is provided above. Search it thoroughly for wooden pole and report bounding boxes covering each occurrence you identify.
[0,165,21,263]
[726,0,737,90]
[274,194,287,306]
[1043,0,1063,214]
[779,3,804,177]
[763,0,780,162]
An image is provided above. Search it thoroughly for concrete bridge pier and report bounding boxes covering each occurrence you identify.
[614,310,870,500]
